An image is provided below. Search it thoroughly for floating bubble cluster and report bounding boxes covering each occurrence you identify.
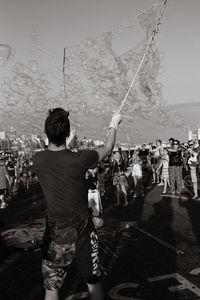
[29,30,44,52]
[0,54,68,135]
[63,2,166,129]
[0,2,187,141]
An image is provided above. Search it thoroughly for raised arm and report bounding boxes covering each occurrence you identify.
[96,112,121,162]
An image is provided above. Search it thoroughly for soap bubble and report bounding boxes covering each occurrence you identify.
[6,93,22,106]
[0,44,12,66]
[0,2,167,138]
[13,63,30,76]
[28,60,39,73]
[30,30,38,39]
[37,44,43,51]
[39,73,47,81]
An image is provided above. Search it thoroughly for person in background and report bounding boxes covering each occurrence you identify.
[149,144,157,184]
[33,108,121,300]
[97,163,106,199]
[112,151,128,207]
[22,160,30,190]
[131,150,144,198]
[138,143,149,166]
[187,140,200,199]
[0,157,11,208]
[149,140,164,185]
[6,156,15,195]
[168,139,183,197]
[86,168,98,190]
[156,148,170,194]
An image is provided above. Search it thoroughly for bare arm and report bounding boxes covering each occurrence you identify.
[96,112,121,162]
[167,148,177,152]
[156,162,163,172]
[161,156,169,162]
[96,128,116,162]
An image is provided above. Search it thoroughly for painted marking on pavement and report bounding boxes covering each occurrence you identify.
[109,283,140,300]
[190,267,200,275]
[148,273,200,296]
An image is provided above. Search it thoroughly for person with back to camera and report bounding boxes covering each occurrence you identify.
[149,140,164,185]
[33,108,121,300]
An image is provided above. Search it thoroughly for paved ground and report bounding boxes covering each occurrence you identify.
[1,181,200,300]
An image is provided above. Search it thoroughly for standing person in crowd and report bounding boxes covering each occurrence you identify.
[120,150,128,169]
[97,163,106,199]
[86,168,98,190]
[156,148,170,194]
[138,143,149,167]
[6,156,15,194]
[112,151,128,207]
[149,140,164,185]
[13,159,21,194]
[149,144,157,184]
[0,157,11,208]
[168,139,183,197]
[187,140,200,199]
[33,108,121,300]
[138,143,149,185]
[131,150,144,198]
[22,160,30,191]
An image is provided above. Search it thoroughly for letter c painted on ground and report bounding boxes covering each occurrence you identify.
[109,282,141,300]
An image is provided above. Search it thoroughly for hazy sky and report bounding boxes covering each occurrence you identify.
[0,0,200,106]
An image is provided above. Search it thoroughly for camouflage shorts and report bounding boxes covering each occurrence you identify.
[42,218,101,290]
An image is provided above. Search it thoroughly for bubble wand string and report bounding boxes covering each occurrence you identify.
[118,0,168,113]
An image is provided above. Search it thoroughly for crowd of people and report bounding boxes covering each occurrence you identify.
[1,108,200,300]
[85,137,200,210]
[0,150,37,208]
[1,137,200,209]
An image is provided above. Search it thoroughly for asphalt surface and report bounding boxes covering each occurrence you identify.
[1,180,200,300]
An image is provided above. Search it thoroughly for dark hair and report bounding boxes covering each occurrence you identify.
[156,139,162,144]
[45,108,70,147]
[188,140,194,146]
[169,138,174,142]
[174,139,180,145]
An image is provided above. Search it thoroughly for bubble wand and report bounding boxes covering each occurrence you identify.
[118,0,168,113]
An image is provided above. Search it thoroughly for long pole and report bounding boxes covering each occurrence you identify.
[62,48,68,102]
[118,0,168,113]
[134,225,184,255]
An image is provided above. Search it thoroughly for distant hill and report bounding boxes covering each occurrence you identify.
[170,102,200,127]
[117,101,200,144]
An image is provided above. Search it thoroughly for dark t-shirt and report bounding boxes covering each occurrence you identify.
[33,148,99,223]
[138,149,149,157]
[7,161,15,177]
[138,149,149,165]
[168,149,182,166]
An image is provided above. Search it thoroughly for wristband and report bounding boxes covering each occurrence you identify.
[108,119,118,130]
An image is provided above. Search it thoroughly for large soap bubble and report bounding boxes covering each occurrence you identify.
[63,1,167,134]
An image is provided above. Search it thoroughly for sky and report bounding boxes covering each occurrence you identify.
[0,0,200,104]
[0,0,200,142]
